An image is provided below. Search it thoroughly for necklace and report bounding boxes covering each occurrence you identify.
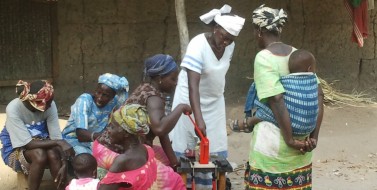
[266,41,283,47]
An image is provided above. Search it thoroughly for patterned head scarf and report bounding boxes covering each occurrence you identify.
[144,54,178,78]
[98,73,129,92]
[200,4,245,36]
[110,104,150,136]
[16,80,54,112]
[252,4,288,33]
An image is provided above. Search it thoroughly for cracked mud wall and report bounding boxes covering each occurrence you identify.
[52,0,377,112]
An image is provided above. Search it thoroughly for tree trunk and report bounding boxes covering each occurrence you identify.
[175,0,189,60]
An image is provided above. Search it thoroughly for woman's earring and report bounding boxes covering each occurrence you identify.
[258,32,262,38]
[159,80,162,84]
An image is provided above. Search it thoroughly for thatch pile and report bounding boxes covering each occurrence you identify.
[319,77,376,107]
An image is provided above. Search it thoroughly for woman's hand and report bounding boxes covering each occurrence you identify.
[288,138,317,154]
[171,160,181,172]
[197,119,207,137]
[180,104,192,115]
[57,140,75,158]
[287,139,306,154]
[303,137,317,152]
[55,162,67,189]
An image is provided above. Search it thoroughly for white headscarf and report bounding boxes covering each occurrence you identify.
[200,4,245,36]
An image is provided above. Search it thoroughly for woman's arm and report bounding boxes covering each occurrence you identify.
[159,135,179,169]
[98,184,120,190]
[45,101,64,140]
[76,129,101,142]
[187,70,206,136]
[98,154,130,190]
[54,146,69,189]
[268,94,305,151]
[311,85,324,140]
[147,96,191,136]
[70,95,101,142]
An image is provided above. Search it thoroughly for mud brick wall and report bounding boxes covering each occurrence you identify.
[1,0,376,112]
[56,0,377,111]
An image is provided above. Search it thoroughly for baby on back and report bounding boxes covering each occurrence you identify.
[242,49,319,136]
[288,49,316,73]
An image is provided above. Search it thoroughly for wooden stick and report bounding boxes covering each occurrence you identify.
[175,0,189,60]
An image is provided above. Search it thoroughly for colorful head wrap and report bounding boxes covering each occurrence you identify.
[110,104,150,136]
[98,73,129,92]
[200,4,245,36]
[16,80,54,112]
[144,54,178,77]
[252,4,288,33]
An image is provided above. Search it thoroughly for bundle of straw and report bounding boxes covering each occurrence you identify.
[319,77,376,107]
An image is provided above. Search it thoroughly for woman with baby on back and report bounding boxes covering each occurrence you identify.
[244,5,324,189]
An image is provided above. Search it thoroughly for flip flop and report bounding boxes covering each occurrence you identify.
[229,119,240,132]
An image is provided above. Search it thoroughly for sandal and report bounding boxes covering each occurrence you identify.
[229,118,254,133]
[229,119,240,132]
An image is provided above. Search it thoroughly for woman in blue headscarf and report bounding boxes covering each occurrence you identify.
[96,54,191,172]
[62,73,129,155]
[93,54,190,189]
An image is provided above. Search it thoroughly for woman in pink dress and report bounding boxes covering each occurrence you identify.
[97,104,185,190]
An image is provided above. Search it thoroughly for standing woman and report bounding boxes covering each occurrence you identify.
[244,5,324,189]
[0,80,74,190]
[62,73,129,155]
[169,4,245,189]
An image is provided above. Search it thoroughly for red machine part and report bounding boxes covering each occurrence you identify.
[186,113,209,164]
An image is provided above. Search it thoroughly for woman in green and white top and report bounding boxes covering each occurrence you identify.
[244,4,324,190]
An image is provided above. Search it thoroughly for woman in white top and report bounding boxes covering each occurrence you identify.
[169,4,245,189]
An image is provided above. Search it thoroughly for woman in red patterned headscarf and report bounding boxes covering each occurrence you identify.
[0,80,75,190]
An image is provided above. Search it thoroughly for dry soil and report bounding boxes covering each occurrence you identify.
[0,104,376,190]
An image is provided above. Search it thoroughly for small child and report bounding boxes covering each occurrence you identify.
[65,153,99,190]
[233,49,318,135]
[288,49,316,74]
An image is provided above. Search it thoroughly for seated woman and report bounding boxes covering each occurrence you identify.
[62,73,129,155]
[0,80,74,190]
[96,54,191,170]
[94,54,190,189]
[98,104,185,190]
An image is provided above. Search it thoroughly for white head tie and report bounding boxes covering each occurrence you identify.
[200,4,232,24]
[200,4,245,36]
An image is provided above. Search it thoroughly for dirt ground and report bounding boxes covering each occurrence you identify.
[226,104,377,190]
[0,104,376,190]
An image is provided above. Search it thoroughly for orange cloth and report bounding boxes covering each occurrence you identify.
[344,0,369,47]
